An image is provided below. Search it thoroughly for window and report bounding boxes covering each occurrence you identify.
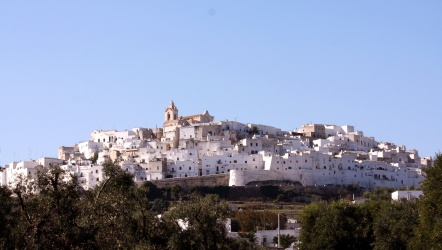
[250,143,253,146]
[179,167,182,170]
[157,166,159,170]
[256,143,258,146]
[96,170,98,173]
[245,161,247,163]
[189,167,192,170]
[96,178,99,181]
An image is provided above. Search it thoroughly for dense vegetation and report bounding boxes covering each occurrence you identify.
[299,153,442,250]
[1,153,441,249]
[0,161,262,250]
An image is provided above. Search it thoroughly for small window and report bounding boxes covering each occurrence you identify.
[96,170,98,173]
[96,178,99,181]
[189,167,191,170]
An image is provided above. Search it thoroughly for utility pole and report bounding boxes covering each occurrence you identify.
[278,213,280,248]
[263,209,266,230]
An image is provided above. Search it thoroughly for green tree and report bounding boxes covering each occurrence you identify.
[12,164,97,249]
[412,153,442,249]
[236,209,286,232]
[0,186,20,249]
[299,201,373,250]
[90,151,99,164]
[273,234,297,249]
[249,126,259,135]
[372,199,418,250]
[162,194,232,250]
[89,160,166,249]
[238,231,257,243]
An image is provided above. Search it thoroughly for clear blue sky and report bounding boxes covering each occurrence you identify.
[1,1,441,166]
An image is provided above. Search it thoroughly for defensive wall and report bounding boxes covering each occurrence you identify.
[149,173,229,188]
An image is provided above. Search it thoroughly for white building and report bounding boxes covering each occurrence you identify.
[391,190,423,200]
[1,101,431,191]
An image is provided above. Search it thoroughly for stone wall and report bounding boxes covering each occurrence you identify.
[150,173,229,188]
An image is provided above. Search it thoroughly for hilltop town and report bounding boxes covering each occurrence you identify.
[0,101,431,190]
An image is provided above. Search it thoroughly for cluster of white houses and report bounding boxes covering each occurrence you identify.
[0,101,432,190]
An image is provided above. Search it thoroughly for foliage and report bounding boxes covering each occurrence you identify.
[88,160,165,248]
[90,150,99,164]
[11,164,97,249]
[161,194,232,250]
[190,185,230,199]
[412,153,442,249]
[273,234,297,249]
[362,186,394,201]
[371,199,418,250]
[0,186,19,249]
[299,193,423,250]
[259,185,280,200]
[299,201,373,250]
[236,209,286,232]
[238,231,257,243]
[5,154,442,249]
[249,126,259,135]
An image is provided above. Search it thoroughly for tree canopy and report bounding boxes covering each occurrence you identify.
[0,161,259,249]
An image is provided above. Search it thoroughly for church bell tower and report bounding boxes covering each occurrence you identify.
[164,101,179,126]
